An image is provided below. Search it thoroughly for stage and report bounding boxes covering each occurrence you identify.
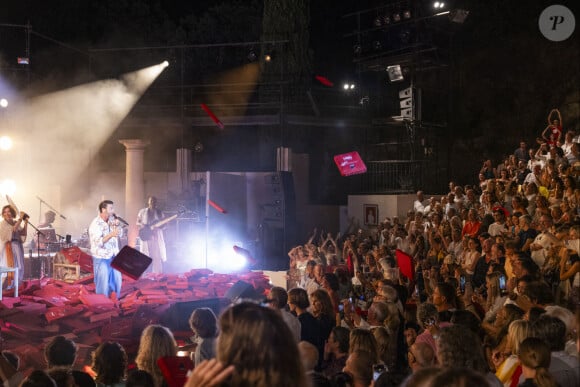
[0,268,271,373]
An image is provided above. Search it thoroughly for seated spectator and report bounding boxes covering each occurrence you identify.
[188,307,218,366]
[91,341,127,387]
[473,272,508,323]
[342,350,374,387]
[310,289,336,343]
[0,350,22,387]
[321,273,341,314]
[432,282,458,322]
[437,324,502,386]
[217,302,308,386]
[482,304,524,367]
[19,370,56,387]
[135,325,177,387]
[299,341,331,387]
[47,369,75,387]
[495,320,530,387]
[288,287,323,358]
[322,326,349,378]
[428,367,493,387]
[462,209,482,238]
[450,309,482,336]
[372,326,396,372]
[523,306,546,323]
[125,370,154,387]
[415,303,450,356]
[403,322,420,347]
[407,342,435,373]
[518,337,559,387]
[532,315,580,386]
[266,286,301,342]
[544,305,578,357]
[349,329,379,364]
[44,336,96,387]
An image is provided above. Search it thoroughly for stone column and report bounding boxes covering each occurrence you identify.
[119,139,150,247]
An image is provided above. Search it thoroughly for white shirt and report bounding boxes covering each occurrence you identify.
[530,231,557,267]
[89,215,123,259]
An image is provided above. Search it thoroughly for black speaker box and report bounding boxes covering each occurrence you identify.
[224,280,261,303]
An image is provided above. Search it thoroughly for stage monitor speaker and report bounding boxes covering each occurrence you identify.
[224,280,261,303]
[160,298,230,332]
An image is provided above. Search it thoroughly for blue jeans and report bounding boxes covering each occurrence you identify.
[92,257,122,297]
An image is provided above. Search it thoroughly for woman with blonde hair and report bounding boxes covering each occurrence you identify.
[478,272,508,323]
[495,320,530,386]
[518,337,558,387]
[349,328,378,364]
[372,326,394,372]
[216,302,308,387]
[135,325,177,387]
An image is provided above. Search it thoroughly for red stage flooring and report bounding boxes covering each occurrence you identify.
[0,270,270,373]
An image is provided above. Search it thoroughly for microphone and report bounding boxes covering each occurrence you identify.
[113,214,129,226]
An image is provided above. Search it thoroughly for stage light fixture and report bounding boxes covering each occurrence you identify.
[0,136,12,151]
[403,10,412,19]
[0,179,16,196]
[343,83,356,91]
[247,50,257,62]
[434,2,445,8]
[264,54,272,62]
[387,65,404,82]
[383,15,391,25]
[393,13,401,22]
[450,9,469,23]
[353,44,362,55]
[0,98,7,108]
[161,60,169,68]
[374,17,382,27]
[373,40,382,50]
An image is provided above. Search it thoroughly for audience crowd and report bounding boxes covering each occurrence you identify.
[0,122,579,386]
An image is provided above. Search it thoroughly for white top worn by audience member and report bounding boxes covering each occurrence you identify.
[530,231,557,267]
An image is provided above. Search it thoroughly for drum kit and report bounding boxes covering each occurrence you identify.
[27,231,78,279]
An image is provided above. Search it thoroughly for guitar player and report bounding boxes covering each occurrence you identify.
[136,196,167,274]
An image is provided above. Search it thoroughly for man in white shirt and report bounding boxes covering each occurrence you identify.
[530,215,558,267]
[414,191,428,214]
[488,208,508,237]
[88,200,123,300]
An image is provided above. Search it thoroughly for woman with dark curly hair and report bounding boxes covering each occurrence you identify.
[91,341,128,387]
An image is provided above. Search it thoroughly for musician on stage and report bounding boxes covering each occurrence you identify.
[136,196,167,274]
[38,210,56,228]
[0,205,27,288]
[88,200,123,300]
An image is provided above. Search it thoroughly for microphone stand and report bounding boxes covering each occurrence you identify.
[28,220,46,279]
[36,196,67,220]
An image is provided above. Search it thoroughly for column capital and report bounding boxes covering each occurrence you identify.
[119,139,150,151]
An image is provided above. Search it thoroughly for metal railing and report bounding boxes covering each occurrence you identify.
[354,160,425,193]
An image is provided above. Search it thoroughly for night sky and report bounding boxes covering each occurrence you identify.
[1,0,579,199]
